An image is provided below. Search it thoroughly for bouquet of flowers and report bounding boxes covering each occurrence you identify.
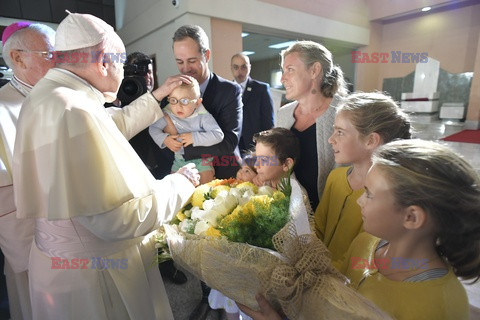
[158,177,391,320]
[174,178,291,249]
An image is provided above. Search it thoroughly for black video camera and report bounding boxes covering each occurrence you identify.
[117,62,150,106]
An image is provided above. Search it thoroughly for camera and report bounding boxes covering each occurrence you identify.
[172,0,179,8]
[0,66,13,88]
[117,63,149,106]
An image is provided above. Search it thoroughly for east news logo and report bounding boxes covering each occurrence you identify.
[352,51,428,63]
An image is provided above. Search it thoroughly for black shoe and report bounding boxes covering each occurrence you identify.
[189,299,212,320]
[159,260,188,285]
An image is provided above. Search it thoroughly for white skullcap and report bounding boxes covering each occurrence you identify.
[55,10,114,51]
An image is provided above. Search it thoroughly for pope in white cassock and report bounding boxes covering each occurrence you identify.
[12,12,199,320]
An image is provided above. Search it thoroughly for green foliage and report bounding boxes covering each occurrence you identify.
[277,168,293,197]
[219,195,290,250]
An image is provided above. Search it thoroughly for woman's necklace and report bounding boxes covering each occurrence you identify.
[297,103,326,116]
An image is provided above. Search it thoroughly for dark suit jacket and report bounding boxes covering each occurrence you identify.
[153,72,243,179]
[238,77,274,154]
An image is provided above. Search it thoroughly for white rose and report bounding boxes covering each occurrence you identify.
[258,185,275,196]
[194,220,210,235]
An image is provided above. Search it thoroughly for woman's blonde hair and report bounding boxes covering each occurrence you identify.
[281,40,347,98]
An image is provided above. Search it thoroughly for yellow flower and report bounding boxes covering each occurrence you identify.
[211,185,231,198]
[236,181,258,194]
[236,205,254,224]
[191,184,211,208]
[273,191,286,201]
[176,211,187,222]
[207,178,237,187]
[251,195,273,210]
[205,226,222,238]
[243,200,254,213]
[220,206,241,225]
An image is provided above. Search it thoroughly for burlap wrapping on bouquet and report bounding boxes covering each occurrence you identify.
[164,224,283,308]
[164,220,391,320]
[267,221,392,319]
[165,178,391,319]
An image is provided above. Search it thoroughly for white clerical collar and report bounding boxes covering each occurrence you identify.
[10,75,33,97]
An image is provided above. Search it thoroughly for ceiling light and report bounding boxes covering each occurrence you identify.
[421,6,431,12]
[242,51,255,56]
[268,41,297,49]
[241,32,249,38]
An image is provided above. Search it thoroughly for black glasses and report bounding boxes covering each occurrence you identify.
[168,97,198,106]
[16,49,53,60]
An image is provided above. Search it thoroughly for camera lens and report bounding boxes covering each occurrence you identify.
[117,75,148,106]
[122,79,140,96]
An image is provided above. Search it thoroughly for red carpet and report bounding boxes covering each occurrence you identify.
[441,130,480,144]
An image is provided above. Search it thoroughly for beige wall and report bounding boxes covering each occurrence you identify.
[259,0,370,27]
[355,3,480,126]
[366,0,471,21]
[466,30,480,128]
[357,4,480,89]
[210,19,243,80]
[378,4,479,81]
[354,21,383,92]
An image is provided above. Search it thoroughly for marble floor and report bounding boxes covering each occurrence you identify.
[410,120,480,173]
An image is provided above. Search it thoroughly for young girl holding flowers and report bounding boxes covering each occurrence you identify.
[314,92,411,262]
[209,127,303,320]
[239,139,480,319]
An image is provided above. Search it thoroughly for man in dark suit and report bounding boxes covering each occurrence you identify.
[153,24,242,320]
[231,53,274,155]
[155,25,242,181]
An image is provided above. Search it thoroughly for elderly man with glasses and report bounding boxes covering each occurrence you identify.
[0,21,55,320]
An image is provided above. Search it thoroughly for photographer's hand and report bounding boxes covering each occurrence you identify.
[152,75,193,101]
[164,135,182,152]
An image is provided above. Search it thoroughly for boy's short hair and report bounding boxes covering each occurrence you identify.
[253,127,300,164]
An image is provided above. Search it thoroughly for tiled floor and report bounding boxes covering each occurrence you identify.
[411,120,480,173]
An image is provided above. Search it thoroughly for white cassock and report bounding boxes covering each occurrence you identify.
[12,68,194,320]
[0,76,36,320]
